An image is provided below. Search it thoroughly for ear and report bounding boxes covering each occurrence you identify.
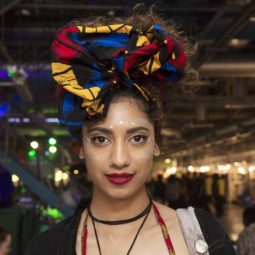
[79,146,85,160]
[153,143,160,157]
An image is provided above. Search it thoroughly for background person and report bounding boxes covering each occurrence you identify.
[0,227,11,255]
[237,207,255,255]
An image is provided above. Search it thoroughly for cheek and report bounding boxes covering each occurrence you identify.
[84,148,103,172]
[130,140,155,164]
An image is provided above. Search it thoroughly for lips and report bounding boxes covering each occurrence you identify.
[105,173,135,185]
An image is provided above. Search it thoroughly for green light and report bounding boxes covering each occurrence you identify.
[42,207,64,220]
[49,146,57,153]
[48,137,57,145]
[28,149,36,158]
[7,71,15,78]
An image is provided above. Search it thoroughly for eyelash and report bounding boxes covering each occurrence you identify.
[89,134,149,145]
[130,134,149,144]
[90,135,108,145]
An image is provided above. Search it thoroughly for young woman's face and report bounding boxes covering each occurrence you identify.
[80,99,160,200]
[0,234,11,255]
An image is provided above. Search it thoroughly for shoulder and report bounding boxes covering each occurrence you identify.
[194,208,236,254]
[193,208,225,239]
[239,223,255,239]
[157,204,236,255]
[237,223,255,254]
[25,216,74,255]
[152,201,177,224]
[25,199,89,255]
[194,208,223,233]
[152,201,182,236]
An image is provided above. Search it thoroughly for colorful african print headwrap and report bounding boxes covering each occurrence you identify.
[51,23,186,135]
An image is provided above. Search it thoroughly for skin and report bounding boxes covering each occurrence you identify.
[77,98,189,255]
[0,234,11,255]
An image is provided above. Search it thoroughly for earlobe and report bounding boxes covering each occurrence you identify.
[153,143,160,157]
[79,147,85,159]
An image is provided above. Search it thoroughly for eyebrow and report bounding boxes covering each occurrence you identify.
[87,126,150,134]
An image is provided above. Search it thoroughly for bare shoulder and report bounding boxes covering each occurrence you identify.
[153,201,178,224]
[153,201,190,255]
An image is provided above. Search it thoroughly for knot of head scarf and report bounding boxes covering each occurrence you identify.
[51,23,186,135]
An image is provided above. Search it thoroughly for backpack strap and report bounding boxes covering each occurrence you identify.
[176,207,209,255]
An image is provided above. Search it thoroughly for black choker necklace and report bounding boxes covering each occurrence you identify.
[88,196,152,225]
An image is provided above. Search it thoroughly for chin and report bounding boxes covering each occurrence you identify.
[101,185,140,201]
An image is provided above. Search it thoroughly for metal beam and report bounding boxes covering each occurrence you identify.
[0,0,23,16]
[167,115,255,158]
[0,41,12,63]
[198,9,226,39]
[197,0,255,66]
[200,62,255,78]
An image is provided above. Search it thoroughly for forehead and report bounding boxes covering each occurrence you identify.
[86,99,153,129]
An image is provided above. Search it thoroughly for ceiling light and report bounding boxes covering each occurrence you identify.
[49,146,57,153]
[30,141,39,149]
[12,174,19,183]
[107,10,115,16]
[21,9,31,16]
[200,166,210,172]
[188,166,195,172]
[229,38,249,48]
[164,158,171,164]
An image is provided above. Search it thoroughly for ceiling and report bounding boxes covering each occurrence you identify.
[1,0,255,167]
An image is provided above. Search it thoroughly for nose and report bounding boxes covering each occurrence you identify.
[109,140,130,169]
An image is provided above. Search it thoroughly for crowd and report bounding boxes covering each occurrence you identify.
[150,172,227,217]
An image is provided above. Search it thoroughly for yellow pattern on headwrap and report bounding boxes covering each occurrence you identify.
[136,35,149,47]
[139,51,161,75]
[52,62,101,102]
[77,24,133,35]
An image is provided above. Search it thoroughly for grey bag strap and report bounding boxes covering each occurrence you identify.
[176,207,210,255]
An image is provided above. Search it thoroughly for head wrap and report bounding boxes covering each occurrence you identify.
[51,23,186,136]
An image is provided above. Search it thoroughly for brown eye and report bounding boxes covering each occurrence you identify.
[91,136,108,144]
[131,135,148,144]
[97,137,106,143]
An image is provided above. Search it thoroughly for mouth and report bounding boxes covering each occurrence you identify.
[105,173,135,185]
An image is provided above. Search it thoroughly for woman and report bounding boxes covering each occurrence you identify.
[0,227,11,255]
[26,8,236,255]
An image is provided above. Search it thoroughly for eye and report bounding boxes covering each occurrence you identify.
[130,134,149,144]
[91,135,109,145]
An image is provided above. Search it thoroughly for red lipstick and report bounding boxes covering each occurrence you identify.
[106,173,134,185]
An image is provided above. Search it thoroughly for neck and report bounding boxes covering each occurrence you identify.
[89,187,150,221]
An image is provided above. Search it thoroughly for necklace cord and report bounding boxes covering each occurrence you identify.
[126,208,150,255]
[91,202,151,255]
[82,201,176,255]
[91,218,102,255]
[88,196,152,225]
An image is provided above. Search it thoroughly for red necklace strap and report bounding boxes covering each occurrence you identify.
[82,212,89,255]
[82,204,176,255]
[152,203,176,255]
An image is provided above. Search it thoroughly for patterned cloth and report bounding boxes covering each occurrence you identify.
[237,223,255,255]
[51,23,187,135]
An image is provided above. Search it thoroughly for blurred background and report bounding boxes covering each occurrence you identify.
[0,0,255,254]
